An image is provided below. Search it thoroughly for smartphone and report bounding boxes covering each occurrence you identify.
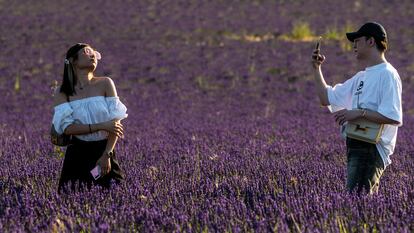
[314,36,322,60]
[316,36,322,50]
[90,165,101,180]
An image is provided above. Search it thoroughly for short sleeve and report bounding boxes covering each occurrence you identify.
[326,73,359,113]
[52,103,75,134]
[377,72,403,125]
[105,97,128,120]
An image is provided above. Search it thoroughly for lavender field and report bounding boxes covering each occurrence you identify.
[1,0,414,232]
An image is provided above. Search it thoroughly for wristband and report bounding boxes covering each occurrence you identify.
[361,109,367,118]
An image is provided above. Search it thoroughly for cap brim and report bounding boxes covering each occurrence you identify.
[346,32,363,42]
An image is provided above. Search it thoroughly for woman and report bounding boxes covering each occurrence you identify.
[52,43,128,193]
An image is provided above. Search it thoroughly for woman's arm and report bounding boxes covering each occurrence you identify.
[97,130,118,176]
[102,77,123,151]
[64,121,124,137]
[96,77,124,175]
[103,125,120,155]
[64,122,102,135]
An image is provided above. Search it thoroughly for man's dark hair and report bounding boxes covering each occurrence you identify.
[366,36,387,52]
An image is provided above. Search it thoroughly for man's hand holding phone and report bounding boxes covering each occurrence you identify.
[312,36,326,69]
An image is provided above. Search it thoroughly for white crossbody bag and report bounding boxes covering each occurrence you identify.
[345,116,384,144]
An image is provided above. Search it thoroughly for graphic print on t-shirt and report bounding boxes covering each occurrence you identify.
[356,81,364,91]
[355,80,364,108]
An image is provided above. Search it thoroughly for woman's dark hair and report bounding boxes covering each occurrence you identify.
[60,43,90,97]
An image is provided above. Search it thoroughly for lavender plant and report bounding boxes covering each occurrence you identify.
[0,0,413,232]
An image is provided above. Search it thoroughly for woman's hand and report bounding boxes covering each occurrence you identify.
[96,153,111,176]
[99,120,124,137]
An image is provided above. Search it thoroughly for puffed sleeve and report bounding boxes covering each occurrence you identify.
[52,103,75,134]
[105,96,128,120]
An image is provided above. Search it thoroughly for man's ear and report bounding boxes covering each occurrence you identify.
[367,37,375,47]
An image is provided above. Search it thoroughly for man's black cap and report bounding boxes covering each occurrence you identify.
[346,22,387,42]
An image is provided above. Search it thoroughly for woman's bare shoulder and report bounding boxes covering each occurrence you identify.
[93,76,114,85]
[94,76,117,96]
[92,76,114,89]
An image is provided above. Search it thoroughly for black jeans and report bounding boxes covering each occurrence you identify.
[346,137,384,194]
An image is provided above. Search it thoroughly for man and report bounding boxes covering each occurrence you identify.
[311,22,403,194]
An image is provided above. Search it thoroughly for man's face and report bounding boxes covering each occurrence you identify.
[353,36,375,60]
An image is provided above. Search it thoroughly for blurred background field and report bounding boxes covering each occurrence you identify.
[1,0,413,232]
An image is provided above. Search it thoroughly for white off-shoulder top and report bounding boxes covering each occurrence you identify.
[52,96,128,141]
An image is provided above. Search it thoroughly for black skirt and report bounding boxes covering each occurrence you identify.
[58,137,124,193]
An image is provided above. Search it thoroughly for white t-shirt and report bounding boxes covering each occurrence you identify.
[326,62,403,168]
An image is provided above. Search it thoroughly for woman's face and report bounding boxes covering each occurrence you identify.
[73,46,100,71]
